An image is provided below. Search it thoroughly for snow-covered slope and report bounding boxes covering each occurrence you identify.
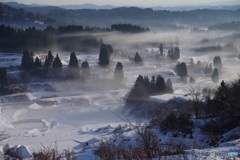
[0,32,240,159]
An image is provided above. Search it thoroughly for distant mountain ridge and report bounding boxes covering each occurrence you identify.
[1,1,240,30]
[3,1,240,11]
[152,5,240,11]
[4,1,44,8]
[60,3,115,10]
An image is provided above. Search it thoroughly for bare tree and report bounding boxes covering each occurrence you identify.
[188,86,203,119]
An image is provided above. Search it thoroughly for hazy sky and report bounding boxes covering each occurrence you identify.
[1,0,238,6]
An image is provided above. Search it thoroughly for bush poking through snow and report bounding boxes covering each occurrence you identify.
[94,129,162,159]
[32,145,74,160]
[94,123,190,160]
[3,144,32,160]
[160,113,193,136]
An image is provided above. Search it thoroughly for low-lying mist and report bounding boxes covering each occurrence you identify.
[58,29,240,55]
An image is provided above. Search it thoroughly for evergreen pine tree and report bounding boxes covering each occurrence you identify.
[21,50,34,71]
[190,58,194,67]
[68,52,80,78]
[52,54,62,76]
[52,54,62,68]
[126,75,147,102]
[34,57,42,68]
[168,47,180,60]
[150,75,155,88]
[45,50,54,68]
[159,43,163,56]
[168,49,171,58]
[144,76,150,87]
[44,56,49,68]
[81,61,90,77]
[175,62,187,77]
[215,80,228,102]
[32,57,42,76]
[0,68,9,88]
[126,74,172,103]
[174,47,180,60]
[114,62,124,81]
[211,68,219,82]
[155,75,166,93]
[99,44,113,66]
[81,61,90,69]
[69,52,79,68]
[134,52,143,64]
[135,75,145,86]
[189,77,195,84]
[166,78,173,93]
[196,61,202,71]
[213,56,222,69]
[204,63,213,74]
[209,63,213,73]
[204,64,209,74]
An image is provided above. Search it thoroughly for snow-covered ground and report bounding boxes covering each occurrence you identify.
[0,34,240,159]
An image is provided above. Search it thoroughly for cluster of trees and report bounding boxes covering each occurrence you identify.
[0,3,55,27]
[194,45,222,52]
[18,45,129,89]
[2,2,240,31]
[30,5,240,30]
[98,43,113,66]
[0,67,25,95]
[0,24,101,51]
[200,79,240,139]
[204,63,213,74]
[126,75,173,102]
[188,56,222,83]
[208,21,240,31]
[20,50,92,81]
[159,113,193,135]
[111,24,149,33]
[175,62,187,78]
[211,56,222,82]
[168,47,180,60]
[21,50,38,71]
[189,58,204,73]
[21,50,64,77]
[0,25,54,51]
[168,55,222,83]
[0,68,13,95]
[0,22,152,52]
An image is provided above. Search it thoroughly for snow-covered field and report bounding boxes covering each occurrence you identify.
[0,31,240,159]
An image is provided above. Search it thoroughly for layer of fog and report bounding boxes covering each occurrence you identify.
[0,28,240,154]
[58,29,239,52]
